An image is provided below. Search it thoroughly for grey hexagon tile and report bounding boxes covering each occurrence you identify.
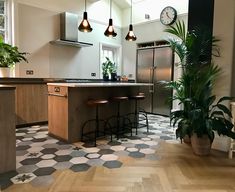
[70,157,89,164]
[27,146,44,153]
[33,167,56,176]
[100,154,118,161]
[11,173,36,184]
[17,165,38,174]
[128,152,145,158]
[17,141,33,146]
[30,175,54,187]
[144,141,159,146]
[113,150,129,157]
[70,164,91,172]
[108,141,121,146]
[16,150,28,156]
[41,148,58,154]
[97,144,111,150]
[98,149,114,155]
[24,152,42,159]
[42,143,58,149]
[135,144,149,149]
[103,161,122,169]
[41,154,56,160]
[87,159,105,166]
[16,145,30,151]
[121,143,135,148]
[54,155,72,162]
[36,160,57,168]
[54,162,73,170]
[160,135,173,140]
[20,158,42,165]
[70,150,87,157]
[56,144,73,150]
[0,171,17,190]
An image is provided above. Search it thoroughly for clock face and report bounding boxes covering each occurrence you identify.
[160,6,177,25]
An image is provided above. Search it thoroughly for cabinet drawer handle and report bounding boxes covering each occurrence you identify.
[48,93,67,98]
[54,87,60,92]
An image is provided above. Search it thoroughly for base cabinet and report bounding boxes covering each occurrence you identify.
[0,86,16,174]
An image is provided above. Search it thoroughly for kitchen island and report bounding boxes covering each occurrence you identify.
[47,82,152,143]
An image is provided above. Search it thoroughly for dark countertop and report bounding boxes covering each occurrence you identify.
[0,78,135,84]
[0,85,16,90]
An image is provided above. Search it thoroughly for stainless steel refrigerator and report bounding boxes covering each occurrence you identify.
[136,46,174,116]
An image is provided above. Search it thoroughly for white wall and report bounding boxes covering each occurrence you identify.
[122,14,188,80]
[122,0,189,27]
[13,0,123,78]
[212,0,235,152]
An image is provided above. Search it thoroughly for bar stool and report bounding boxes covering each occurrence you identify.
[81,99,108,147]
[128,93,149,135]
[106,96,132,140]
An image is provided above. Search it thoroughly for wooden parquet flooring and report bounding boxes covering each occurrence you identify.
[5,141,235,192]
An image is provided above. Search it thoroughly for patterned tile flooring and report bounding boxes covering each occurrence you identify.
[0,115,177,190]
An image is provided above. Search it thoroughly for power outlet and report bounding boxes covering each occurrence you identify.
[26,70,34,75]
[91,73,96,77]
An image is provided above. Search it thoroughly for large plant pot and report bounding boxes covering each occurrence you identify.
[103,74,109,81]
[0,67,11,77]
[191,133,211,156]
[183,135,191,144]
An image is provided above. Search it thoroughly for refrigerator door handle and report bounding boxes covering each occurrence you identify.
[149,68,154,93]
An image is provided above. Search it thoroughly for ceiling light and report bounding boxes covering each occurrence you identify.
[78,0,93,32]
[104,0,117,37]
[125,0,137,41]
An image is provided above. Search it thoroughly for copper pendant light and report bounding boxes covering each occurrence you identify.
[78,0,93,32]
[125,0,137,41]
[104,0,117,37]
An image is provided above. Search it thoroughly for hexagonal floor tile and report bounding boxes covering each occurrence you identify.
[70,150,87,157]
[108,141,121,146]
[129,139,143,144]
[87,159,105,166]
[128,151,145,158]
[113,150,129,157]
[17,165,38,174]
[135,144,149,149]
[33,167,56,176]
[98,149,114,155]
[24,152,43,159]
[84,147,100,153]
[144,141,159,146]
[16,145,30,151]
[16,150,28,157]
[70,157,89,164]
[33,134,47,139]
[11,173,36,184]
[139,148,155,154]
[41,148,58,154]
[54,162,73,170]
[55,149,72,156]
[42,143,58,149]
[36,159,57,168]
[54,155,72,162]
[126,147,138,152]
[70,164,91,172]
[16,132,26,137]
[110,145,126,151]
[100,154,118,161]
[103,160,122,169]
[27,146,44,153]
[41,154,56,160]
[20,158,42,165]
[85,153,101,159]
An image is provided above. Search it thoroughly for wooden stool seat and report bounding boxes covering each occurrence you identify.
[112,96,128,101]
[129,95,145,100]
[87,99,108,106]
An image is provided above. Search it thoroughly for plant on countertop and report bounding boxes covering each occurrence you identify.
[102,57,116,80]
[164,20,235,155]
[0,36,28,68]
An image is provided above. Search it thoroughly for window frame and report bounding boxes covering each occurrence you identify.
[99,42,122,79]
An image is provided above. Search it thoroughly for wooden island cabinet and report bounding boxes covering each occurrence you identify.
[47,82,152,143]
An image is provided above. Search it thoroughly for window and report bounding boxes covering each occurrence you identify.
[100,43,122,78]
[0,0,7,42]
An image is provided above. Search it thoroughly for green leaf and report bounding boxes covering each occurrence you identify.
[217,96,234,104]
[217,104,232,118]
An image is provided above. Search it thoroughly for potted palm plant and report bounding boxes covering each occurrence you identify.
[102,57,117,81]
[0,36,28,77]
[164,21,235,155]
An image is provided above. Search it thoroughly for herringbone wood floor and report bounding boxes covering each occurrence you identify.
[5,141,235,192]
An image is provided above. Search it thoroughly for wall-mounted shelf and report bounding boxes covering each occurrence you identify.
[50,39,93,48]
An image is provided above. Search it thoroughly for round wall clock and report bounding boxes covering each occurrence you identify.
[160,6,177,26]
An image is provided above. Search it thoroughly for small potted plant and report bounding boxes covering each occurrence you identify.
[110,61,117,81]
[0,36,28,77]
[102,57,111,81]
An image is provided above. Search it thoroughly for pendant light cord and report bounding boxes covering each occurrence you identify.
[110,0,112,18]
[85,0,87,12]
[130,0,132,24]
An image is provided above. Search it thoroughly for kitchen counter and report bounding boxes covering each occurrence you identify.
[47,82,150,143]
[0,85,16,90]
[47,82,153,87]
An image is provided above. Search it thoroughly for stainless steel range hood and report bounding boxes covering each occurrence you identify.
[50,12,93,48]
